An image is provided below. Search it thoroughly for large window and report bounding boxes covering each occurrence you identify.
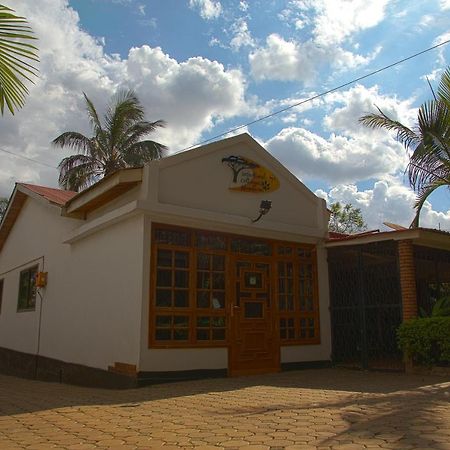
[17,266,38,311]
[277,246,320,344]
[151,227,227,347]
[150,224,320,347]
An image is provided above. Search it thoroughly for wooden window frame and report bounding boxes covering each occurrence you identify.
[149,224,320,348]
[17,265,38,312]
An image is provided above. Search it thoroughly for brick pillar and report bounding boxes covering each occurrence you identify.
[398,240,418,321]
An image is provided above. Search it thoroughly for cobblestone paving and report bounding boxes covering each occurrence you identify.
[0,369,449,449]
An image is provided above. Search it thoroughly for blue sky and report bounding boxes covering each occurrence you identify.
[1,0,450,229]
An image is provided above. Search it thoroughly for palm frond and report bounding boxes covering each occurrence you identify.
[438,66,450,105]
[410,179,450,228]
[0,5,39,114]
[118,120,166,152]
[123,140,166,166]
[83,92,103,135]
[105,89,144,148]
[408,100,450,191]
[52,131,93,154]
[58,154,102,191]
[359,106,420,150]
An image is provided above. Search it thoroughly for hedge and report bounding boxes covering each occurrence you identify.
[397,317,450,367]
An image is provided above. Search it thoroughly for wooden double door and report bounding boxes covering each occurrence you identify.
[228,257,280,376]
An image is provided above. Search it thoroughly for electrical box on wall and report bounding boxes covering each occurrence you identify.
[36,272,48,288]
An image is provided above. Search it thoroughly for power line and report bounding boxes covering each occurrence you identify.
[175,38,450,153]
[0,147,57,169]
[1,39,449,167]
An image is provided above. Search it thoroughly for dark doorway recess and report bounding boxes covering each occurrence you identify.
[328,242,403,371]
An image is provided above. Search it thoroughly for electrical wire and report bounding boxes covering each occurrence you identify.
[0,147,56,169]
[175,38,450,153]
[0,39,449,166]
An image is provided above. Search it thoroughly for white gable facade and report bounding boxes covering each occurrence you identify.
[0,134,331,386]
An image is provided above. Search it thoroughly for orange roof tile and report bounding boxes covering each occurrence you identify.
[19,183,77,206]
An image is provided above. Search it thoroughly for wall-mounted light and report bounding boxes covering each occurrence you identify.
[252,200,272,223]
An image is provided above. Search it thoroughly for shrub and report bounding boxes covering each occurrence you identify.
[397,317,450,367]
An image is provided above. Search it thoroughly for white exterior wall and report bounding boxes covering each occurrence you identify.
[0,197,144,371]
[1,133,332,376]
[138,134,332,372]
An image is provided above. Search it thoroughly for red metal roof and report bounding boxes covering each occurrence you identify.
[19,183,77,206]
[328,231,349,239]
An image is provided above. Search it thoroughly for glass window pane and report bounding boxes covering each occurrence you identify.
[231,238,271,256]
[157,249,172,267]
[196,233,227,250]
[286,263,293,277]
[212,329,225,340]
[211,316,225,327]
[212,255,225,271]
[156,289,172,307]
[279,296,286,311]
[197,316,210,327]
[197,253,210,270]
[212,273,225,290]
[174,270,189,288]
[212,292,225,309]
[155,329,171,340]
[174,329,189,340]
[174,316,189,327]
[197,291,210,308]
[174,252,189,268]
[244,302,263,318]
[155,229,190,246]
[157,269,171,287]
[156,315,171,327]
[197,329,210,340]
[197,272,210,289]
[280,329,286,339]
[287,295,294,311]
[278,262,285,276]
[174,290,189,307]
[288,329,295,339]
[278,278,286,293]
[18,270,30,309]
[287,279,293,294]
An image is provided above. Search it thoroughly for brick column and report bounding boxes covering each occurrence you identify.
[398,240,418,321]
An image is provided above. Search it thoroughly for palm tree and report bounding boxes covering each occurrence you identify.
[53,90,167,191]
[360,67,450,227]
[0,4,39,115]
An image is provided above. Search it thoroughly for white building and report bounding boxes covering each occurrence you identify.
[0,134,331,387]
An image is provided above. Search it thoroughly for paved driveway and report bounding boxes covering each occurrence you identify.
[0,369,449,449]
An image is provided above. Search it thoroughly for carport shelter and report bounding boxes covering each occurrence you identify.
[326,228,450,370]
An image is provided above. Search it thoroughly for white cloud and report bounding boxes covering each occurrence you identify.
[0,0,249,196]
[249,34,375,83]
[317,181,450,231]
[440,0,450,10]
[189,0,222,20]
[137,4,145,15]
[293,0,389,46]
[239,1,249,12]
[230,18,255,51]
[266,127,406,184]
[323,84,417,137]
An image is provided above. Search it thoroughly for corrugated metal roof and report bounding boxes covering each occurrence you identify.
[19,183,77,205]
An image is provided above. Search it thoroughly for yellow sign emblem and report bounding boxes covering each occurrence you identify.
[222,156,280,193]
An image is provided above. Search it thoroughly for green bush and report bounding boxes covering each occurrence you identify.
[397,317,450,367]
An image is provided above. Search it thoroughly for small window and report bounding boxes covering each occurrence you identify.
[17,266,38,311]
[0,279,3,314]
